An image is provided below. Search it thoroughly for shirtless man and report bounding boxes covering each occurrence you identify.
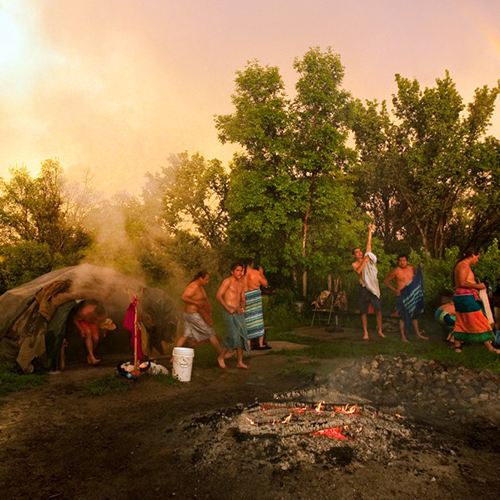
[216,263,250,370]
[352,224,384,340]
[243,258,269,349]
[173,271,225,358]
[453,249,499,353]
[73,301,107,365]
[384,255,428,342]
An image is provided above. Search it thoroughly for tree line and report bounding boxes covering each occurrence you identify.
[2,47,500,301]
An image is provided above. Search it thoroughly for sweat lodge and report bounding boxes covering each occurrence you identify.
[0,264,179,372]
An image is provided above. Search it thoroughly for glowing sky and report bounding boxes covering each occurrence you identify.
[1,0,499,194]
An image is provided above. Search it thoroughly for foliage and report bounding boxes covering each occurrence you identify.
[352,73,500,257]
[151,373,181,387]
[216,48,364,297]
[266,289,302,332]
[0,160,93,293]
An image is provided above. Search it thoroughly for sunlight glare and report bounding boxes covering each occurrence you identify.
[0,9,24,66]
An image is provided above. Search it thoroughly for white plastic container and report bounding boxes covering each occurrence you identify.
[172,347,195,382]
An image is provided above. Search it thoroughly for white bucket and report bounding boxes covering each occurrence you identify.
[172,347,195,382]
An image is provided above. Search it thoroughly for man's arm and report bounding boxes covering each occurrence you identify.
[239,286,246,314]
[352,257,370,276]
[181,284,201,307]
[384,269,400,296]
[216,279,234,313]
[366,224,374,254]
[456,265,486,290]
[258,267,268,287]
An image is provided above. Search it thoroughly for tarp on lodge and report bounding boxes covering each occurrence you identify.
[0,264,179,372]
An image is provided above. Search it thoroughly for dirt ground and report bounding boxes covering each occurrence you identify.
[1,332,500,500]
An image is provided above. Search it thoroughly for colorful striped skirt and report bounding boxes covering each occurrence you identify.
[244,289,265,340]
[453,289,494,342]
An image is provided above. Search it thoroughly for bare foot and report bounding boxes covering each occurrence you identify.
[417,334,429,340]
[224,351,236,359]
[378,331,386,339]
[217,356,227,370]
[87,356,100,365]
[401,337,410,343]
[236,362,250,370]
[363,335,370,341]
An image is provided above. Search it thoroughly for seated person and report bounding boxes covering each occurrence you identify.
[435,295,456,343]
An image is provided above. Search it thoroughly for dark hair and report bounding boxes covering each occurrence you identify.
[243,258,255,267]
[230,262,243,272]
[397,254,409,260]
[192,270,209,282]
[95,304,107,318]
[463,247,478,259]
[352,247,361,255]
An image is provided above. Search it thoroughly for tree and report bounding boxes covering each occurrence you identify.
[352,73,500,257]
[216,49,361,297]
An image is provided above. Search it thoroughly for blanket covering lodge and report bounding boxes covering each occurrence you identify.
[244,289,265,340]
[397,267,425,332]
[453,288,494,342]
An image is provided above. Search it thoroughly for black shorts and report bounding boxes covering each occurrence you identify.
[358,285,381,314]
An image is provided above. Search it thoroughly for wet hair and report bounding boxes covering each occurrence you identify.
[95,304,107,318]
[397,254,409,261]
[230,262,243,272]
[192,270,209,282]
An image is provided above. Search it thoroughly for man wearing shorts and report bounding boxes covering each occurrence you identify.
[352,224,385,341]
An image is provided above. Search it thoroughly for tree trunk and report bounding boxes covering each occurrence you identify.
[302,205,310,298]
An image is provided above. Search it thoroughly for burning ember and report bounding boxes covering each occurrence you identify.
[179,392,417,473]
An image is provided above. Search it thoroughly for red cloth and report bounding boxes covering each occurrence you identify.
[198,299,213,326]
[123,297,143,361]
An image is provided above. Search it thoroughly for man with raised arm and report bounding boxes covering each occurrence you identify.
[452,249,499,354]
[351,224,385,341]
[243,258,269,350]
[384,254,427,342]
[216,263,250,370]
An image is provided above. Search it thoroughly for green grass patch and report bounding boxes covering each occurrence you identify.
[82,374,132,396]
[267,333,500,373]
[151,373,182,387]
[0,362,48,397]
[276,360,321,378]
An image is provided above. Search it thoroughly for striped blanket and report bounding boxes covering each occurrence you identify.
[244,289,265,340]
[397,266,425,332]
[453,288,494,342]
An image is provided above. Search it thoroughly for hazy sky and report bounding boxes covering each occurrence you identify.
[1,0,499,194]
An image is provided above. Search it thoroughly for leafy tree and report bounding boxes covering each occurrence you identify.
[353,73,500,257]
[216,49,362,297]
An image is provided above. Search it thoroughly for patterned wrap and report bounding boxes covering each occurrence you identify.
[244,289,265,340]
[453,288,494,342]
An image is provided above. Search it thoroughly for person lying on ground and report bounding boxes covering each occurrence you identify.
[216,263,250,370]
[384,254,428,342]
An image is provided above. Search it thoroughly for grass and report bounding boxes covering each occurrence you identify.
[152,373,182,387]
[276,360,321,378]
[82,374,132,396]
[266,323,500,373]
[0,362,48,398]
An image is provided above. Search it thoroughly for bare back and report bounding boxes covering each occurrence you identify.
[244,267,268,292]
[454,260,476,289]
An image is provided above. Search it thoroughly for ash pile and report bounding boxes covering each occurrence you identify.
[327,354,500,425]
[179,395,431,473]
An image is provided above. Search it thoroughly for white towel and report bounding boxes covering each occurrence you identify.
[362,252,381,299]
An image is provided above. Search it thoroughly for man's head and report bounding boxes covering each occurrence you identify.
[243,258,255,269]
[193,270,210,285]
[352,247,363,260]
[230,262,244,279]
[464,247,480,264]
[397,254,409,268]
[94,304,107,321]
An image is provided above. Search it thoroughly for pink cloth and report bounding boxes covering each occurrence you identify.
[123,297,143,361]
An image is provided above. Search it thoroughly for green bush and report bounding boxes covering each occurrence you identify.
[266,289,301,332]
